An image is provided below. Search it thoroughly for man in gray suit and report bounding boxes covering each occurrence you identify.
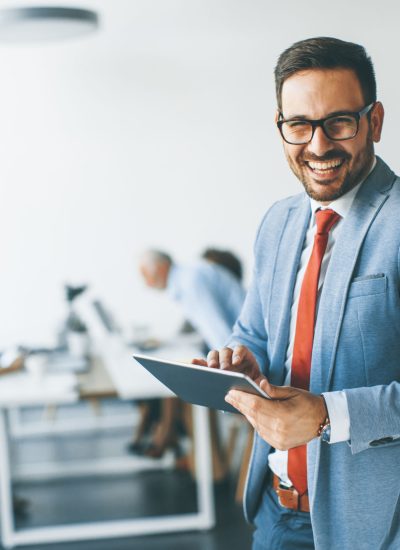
[195,37,400,549]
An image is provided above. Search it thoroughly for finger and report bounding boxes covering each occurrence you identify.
[191,358,207,366]
[225,396,261,433]
[259,377,273,396]
[224,392,246,415]
[219,347,234,371]
[225,390,269,420]
[225,394,275,444]
[225,392,276,443]
[207,350,220,369]
[255,373,268,387]
[231,345,248,366]
[232,346,260,380]
[260,379,294,400]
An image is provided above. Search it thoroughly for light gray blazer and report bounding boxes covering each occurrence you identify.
[229,156,400,550]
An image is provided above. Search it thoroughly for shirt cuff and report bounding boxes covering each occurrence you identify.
[321,390,350,443]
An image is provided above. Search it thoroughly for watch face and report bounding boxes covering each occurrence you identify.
[322,425,331,443]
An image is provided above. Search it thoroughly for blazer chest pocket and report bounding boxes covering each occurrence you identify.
[348,274,387,299]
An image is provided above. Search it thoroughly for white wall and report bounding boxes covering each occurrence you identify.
[1,0,399,346]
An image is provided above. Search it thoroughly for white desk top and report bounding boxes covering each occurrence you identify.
[0,334,203,406]
[98,333,204,400]
[0,372,78,407]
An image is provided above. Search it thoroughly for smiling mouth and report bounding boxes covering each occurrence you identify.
[305,158,345,176]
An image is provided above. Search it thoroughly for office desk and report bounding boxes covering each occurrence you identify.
[0,337,214,549]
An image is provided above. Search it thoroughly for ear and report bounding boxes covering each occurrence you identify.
[370,101,384,143]
[274,109,280,124]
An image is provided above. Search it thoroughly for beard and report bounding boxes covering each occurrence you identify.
[286,131,375,203]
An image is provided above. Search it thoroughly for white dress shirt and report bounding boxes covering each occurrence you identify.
[268,160,376,486]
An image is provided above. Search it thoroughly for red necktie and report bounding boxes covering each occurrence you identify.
[288,208,341,496]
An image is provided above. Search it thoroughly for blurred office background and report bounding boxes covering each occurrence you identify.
[0,0,399,548]
[3,0,399,349]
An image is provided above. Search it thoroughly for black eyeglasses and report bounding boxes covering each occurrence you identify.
[277,103,375,145]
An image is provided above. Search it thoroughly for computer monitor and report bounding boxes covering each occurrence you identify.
[92,300,120,334]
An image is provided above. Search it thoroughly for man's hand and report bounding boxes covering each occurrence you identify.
[192,344,327,449]
[225,379,328,450]
[192,345,264,384]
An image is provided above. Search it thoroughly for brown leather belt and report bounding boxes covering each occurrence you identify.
[272,473,310,513]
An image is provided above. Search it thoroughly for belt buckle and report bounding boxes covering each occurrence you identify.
[276,484,299,510]
[277,491,290,509]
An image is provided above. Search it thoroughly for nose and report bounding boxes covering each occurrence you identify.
[307,126,335,157]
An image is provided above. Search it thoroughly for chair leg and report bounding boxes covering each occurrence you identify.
[182,406,228,482]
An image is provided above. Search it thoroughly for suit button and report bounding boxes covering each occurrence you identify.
[369,437,394,447]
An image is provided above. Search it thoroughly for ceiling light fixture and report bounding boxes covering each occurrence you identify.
[0,6,99,43]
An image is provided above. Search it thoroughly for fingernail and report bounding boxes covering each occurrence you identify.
[232,355,240,362]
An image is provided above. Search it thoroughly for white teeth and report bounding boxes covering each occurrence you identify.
[308,159,343,171]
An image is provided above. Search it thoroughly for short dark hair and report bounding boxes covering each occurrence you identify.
[275,37,376,112]
[202,248,243,281]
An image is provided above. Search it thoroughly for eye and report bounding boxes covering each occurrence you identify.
[327,115,355,126]
[285,120,309,128]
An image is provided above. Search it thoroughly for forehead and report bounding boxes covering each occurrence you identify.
[281,68,364,119]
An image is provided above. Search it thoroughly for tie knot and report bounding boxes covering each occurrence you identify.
[315,208,341,235]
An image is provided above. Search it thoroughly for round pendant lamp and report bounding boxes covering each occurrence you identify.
[0,6,99,42]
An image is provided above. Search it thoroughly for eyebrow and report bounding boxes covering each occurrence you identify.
[282,108,358,121]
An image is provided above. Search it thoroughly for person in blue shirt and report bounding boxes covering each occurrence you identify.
[140,249,245,350]
[129,248,245,459]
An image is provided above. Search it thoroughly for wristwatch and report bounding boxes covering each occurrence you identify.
[318,417,331,443]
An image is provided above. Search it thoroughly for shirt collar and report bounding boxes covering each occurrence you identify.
[309,156,377,222]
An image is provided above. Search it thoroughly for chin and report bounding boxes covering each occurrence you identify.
[301,177,345,202]
[308,185,345,202]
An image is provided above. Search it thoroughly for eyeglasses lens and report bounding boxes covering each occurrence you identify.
[281,121,311,144]
[281,114,358,144]
[324,115,358,140]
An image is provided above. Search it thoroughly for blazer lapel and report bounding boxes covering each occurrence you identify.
[310,157,397,393]
[268,195,310,385]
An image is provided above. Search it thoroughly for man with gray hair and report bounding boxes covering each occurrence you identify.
[139,249,245,350]
[133,248,245,459]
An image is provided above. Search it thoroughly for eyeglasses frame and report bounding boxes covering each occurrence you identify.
[277,102,375,145]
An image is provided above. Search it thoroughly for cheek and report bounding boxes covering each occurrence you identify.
[145,274,155,286]
[346,129,370,160]
[284,144,303,165]
[342,145,357,160]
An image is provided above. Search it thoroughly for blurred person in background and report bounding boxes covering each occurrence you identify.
[201,247,243,287]
[140,249,245,350]
[128,248,245,462]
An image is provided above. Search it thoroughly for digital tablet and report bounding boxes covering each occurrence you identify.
[132,354,270,414]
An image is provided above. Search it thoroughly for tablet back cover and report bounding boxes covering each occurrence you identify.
[133,355,265,414]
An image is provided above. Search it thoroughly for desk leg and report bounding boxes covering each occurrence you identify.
[0,409,16,548]
[192,406,215,528]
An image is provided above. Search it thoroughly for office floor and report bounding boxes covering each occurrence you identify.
[6,402,253,550]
